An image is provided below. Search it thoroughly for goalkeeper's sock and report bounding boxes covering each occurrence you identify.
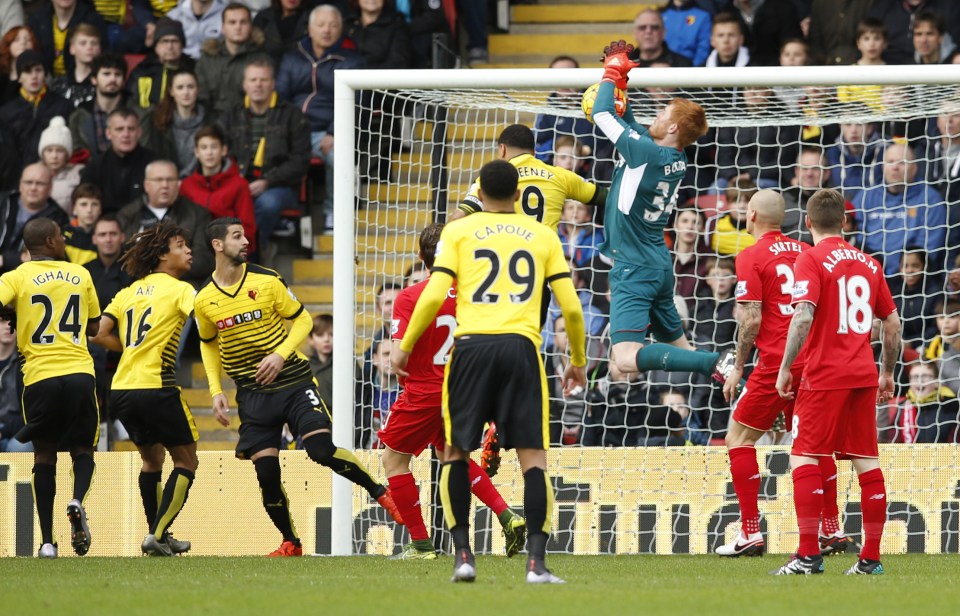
[791,464,823,558]
[440,460,471,553]
[635,343,718,375]
[387,473,429,542]
[858,468,886,562]
[819,456,841,536]
[468,459,508,517]
[254,456,299,543]
[138,470,163,526]
[729,446,761,535]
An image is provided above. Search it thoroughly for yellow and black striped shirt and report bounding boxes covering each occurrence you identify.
[194,264,312,391]
[104,272,195,389]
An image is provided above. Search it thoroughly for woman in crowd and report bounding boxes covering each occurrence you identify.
[140,69,209,176]
[0,25,39,104]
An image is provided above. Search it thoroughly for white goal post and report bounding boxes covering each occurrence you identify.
[330,65,960,556]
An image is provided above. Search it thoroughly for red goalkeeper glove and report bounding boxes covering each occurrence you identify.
[480,424,501,478]
[601,39,638,91]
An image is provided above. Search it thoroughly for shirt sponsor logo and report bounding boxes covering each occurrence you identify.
[216,309,263,330]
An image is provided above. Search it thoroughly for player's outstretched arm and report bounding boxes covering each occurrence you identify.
[90,314,123,352]
[776,302,815,398]
[879,311,902,402]
[724,301,761,402]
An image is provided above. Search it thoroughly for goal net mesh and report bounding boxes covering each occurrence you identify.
[345,75,960,556]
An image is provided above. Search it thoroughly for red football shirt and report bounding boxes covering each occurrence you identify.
[734,231,809,370]
[391,278,457,408]
[791,238,897,390]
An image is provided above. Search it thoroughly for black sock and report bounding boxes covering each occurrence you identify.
[32,463,56,545]
[253,456,299,543]
[151,468,195,537]
[523,467,552,562]
[71,453,95,503]
[440,460,471,552]
[328,448,382,495]
[138,470,163,526]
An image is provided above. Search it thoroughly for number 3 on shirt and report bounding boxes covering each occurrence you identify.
[644,180,678,222]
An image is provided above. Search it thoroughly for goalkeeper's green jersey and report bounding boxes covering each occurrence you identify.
[592,81,687,270]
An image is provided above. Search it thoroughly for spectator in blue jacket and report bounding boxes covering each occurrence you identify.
[277,4,363,226]
[825,119,885,203]
[662,0,713,66]
[854,142,947,275]
[166,0,227,59]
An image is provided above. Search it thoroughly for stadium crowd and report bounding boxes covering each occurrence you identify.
[1,0,960,454]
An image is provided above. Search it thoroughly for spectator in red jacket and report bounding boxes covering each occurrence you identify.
[179,124,257,253]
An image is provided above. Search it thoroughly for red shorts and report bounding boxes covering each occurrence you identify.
[791,387,879,459]
[378,396,445,456]
[732,366,801,432]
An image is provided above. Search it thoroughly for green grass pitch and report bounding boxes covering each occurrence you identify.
[1,554,957,615]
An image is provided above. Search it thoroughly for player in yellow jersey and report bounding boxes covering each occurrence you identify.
[393,160,587,584]
[0,218,101,559]
[90,224,198,557]
[454,124,607,231]
[194,217,402,557]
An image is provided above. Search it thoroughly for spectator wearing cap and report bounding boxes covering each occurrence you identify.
[0,50,73,165]
[196,2,270,117]
[127,17,196,111]
[0,163,70,274]
[68,52,130,156]
[167,0,228,59]
[27,0,107,77]
[38,116,84,214]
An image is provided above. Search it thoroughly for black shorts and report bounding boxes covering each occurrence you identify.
[443,334,548,451]
[235,381,331,459]
[112,388,199,448]
[17,374,99,449]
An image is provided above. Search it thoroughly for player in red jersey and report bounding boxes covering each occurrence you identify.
[717,190,849,558]
[380,223,526,560]
[774,188,901,576]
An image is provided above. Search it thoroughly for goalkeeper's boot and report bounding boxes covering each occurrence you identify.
[141,534,174,557]
[712,349,737,384]
[38,543,58,559]
[526,558,566,584]
[480,424,501,477]
[715,530,765,557]
[772,553,824,575]
[376,488,404,525]
[501,511,527,558]
[390,540,438,560]
[267,540,303,557]
[819,530,852,556]
[67,499,91,556]
[451,548,476,583]
[162,531,191,555]
[845,558,884,575]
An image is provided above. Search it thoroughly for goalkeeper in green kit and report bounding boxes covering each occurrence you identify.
[592,40,733,381]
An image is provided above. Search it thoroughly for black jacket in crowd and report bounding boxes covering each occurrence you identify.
[80,145,156,214]
[0,190,70,274]
[0,89,74,165]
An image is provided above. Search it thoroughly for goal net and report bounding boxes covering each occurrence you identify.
[330,65,960,556]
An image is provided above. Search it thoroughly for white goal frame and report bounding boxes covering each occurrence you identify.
[329,64,960,556]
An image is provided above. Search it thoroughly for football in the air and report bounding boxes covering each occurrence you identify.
[582,82,627,123]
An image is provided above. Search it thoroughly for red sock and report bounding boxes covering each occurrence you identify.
[729,446,761,535]
[858,468,886,561]
[468,460,508,516]
[819,456,840,535]
[387,473,428,541]
[792,464,823,557]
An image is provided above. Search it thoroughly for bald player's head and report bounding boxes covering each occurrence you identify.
[746,189,785,234]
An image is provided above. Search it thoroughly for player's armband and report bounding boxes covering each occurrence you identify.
[458,194,483,216]
[588,185,608,207]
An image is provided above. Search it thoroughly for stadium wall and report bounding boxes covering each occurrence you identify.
[1,447,958,557]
